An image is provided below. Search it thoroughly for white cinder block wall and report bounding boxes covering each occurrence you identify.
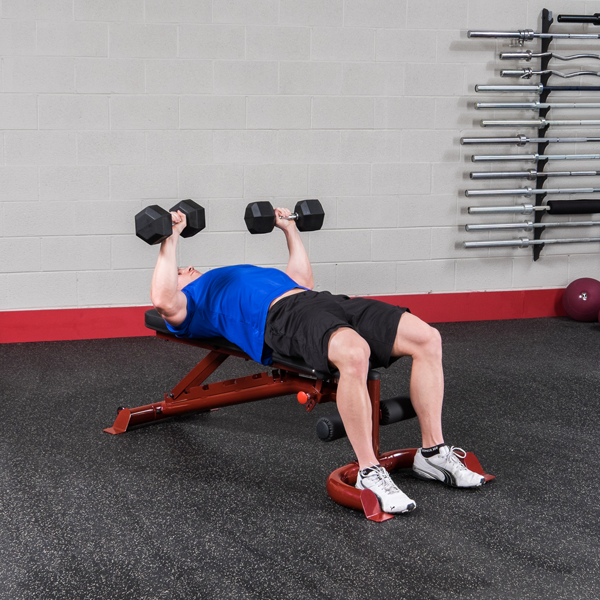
[1,0,599,311]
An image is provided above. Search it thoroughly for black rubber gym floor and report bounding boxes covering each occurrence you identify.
[1,317,599,600]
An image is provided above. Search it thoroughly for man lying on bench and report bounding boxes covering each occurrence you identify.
[151,207,487,515]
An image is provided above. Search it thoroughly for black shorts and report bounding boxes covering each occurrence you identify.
[264,290,409,375]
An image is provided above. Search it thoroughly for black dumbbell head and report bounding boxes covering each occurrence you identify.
[170,199,206,238]
[244,201,276,234]
[135,205,172,245]
[294,199,325,232]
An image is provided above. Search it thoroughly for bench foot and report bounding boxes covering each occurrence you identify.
[463,451,495,483]
[360,489,395,522]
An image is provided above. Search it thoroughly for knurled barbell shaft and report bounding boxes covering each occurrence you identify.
[466,187,600,197]
[471,154,600,162]
[500,51,600,61]
[466,221,600,231]
[468,30,600,40]
[476,84,600,93]
[501,69,600,79]
[468,204,547,214]
[468,199,600,214]
[464,237,600,248]
[461,135,600,145]
[476,101,600,110]
[470,170,600,180]
[481,119,600,127]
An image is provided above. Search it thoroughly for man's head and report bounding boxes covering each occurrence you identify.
[177,266,202,290]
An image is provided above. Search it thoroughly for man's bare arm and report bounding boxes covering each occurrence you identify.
[150,211,188,326]
[274,207,314,289]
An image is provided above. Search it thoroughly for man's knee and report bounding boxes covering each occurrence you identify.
[421,324,442,361]
[328,328,371,375]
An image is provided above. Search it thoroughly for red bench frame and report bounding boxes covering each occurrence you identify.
[105,328,494,521]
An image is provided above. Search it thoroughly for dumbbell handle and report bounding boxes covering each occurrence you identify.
[279,213,299,222]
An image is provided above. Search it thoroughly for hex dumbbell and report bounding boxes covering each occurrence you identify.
[244,200,325,235]
[135,199,206,245]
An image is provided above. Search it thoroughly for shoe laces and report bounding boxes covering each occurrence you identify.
[446,446,468,470]
[367,466,399,493]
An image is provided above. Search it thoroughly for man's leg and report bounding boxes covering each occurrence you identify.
[327,327,378,470]
[326,313,445,465]
[391,312,485,488]
[328,326,416,513]
[390,312,444,449]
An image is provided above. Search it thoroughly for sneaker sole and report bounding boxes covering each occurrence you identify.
[412,466,484,488]
[379,501,417,515]
[356,484,417,514]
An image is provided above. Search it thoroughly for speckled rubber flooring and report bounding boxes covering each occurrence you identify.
[1,317,599,600]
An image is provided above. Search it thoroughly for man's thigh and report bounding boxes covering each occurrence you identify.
[390,311,441,358]
[264,291,350,374]
[265,291,409,372]
[337,296,409,369]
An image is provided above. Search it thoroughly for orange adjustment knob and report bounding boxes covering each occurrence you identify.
[297,392,310,405]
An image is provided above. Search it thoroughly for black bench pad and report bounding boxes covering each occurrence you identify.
[144,309,343,380]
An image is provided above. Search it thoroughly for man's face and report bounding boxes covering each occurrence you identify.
[177,266,201,290]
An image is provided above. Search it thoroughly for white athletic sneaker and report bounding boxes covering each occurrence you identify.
[355,465,416,514]
[413,445,485,488]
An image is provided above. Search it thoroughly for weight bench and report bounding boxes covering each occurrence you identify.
[105,309,494,522]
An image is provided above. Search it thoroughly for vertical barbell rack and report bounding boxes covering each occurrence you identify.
[532,8,554,260]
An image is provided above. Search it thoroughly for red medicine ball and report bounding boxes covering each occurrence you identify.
[562,277,600,322]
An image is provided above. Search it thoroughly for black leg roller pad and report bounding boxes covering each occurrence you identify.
[316,396,415,442]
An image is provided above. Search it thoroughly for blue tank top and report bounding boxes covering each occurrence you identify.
[165,265,307,365]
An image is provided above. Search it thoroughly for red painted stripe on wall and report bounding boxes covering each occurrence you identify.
[0,306,154,344]
[0,288,567,344]
[376,288,566,324]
